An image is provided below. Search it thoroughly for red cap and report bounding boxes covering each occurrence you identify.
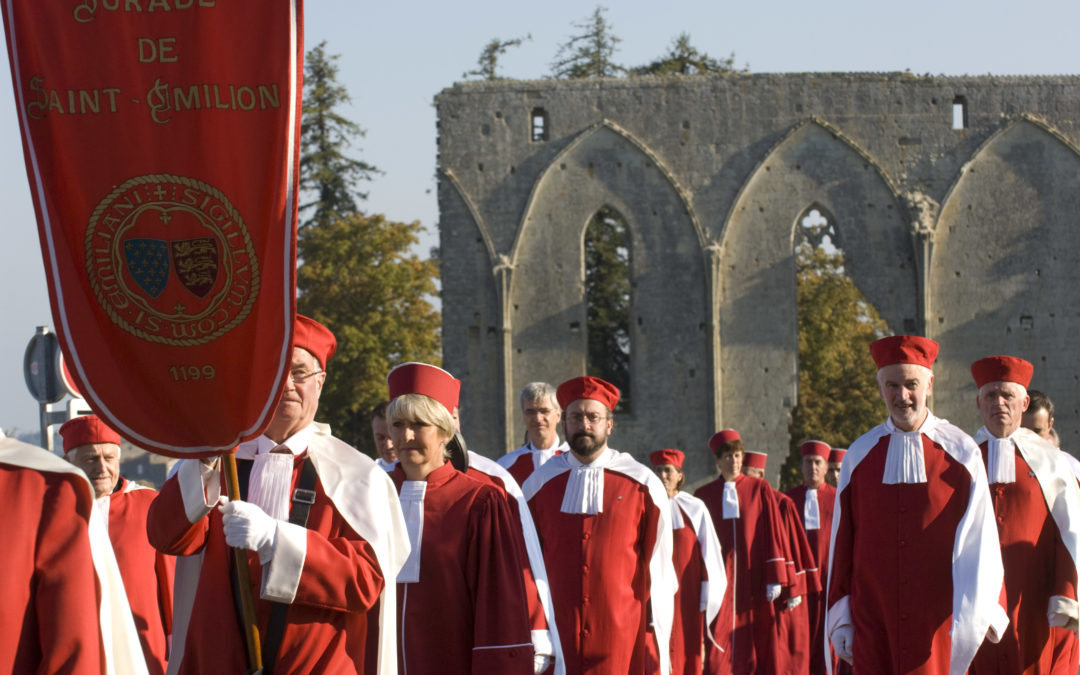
[59,415,122,453]
[970,355,1033,389]
[709,429,741,453]
[387,362,461,414]
[869,335,938,369]
[800,440,831,460]
[294,315,337,367]
[744,451,767,470]
[649,448,685,468]
[556,376,620,411]
[829,448,847,464]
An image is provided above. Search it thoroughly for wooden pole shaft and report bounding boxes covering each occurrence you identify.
[222,452,263,672]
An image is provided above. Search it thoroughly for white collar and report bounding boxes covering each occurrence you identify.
[560,448,613,514]
[257,424,317,456]
[881,414,937,484]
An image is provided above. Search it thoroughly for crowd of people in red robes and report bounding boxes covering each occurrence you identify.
[5,325,1080,675]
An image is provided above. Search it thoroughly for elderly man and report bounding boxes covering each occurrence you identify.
[500,382,568,486]
[827,335,1007,675]
[370,400,397,471]
[967,357,1080,675]
[148,315,409,674]
[61,414,174,675]
[695,430,791,674]
[523,375,676,675]
[786,440,836,675]
[1,435,147,674]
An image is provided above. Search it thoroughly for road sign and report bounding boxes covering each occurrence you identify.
[24,326,63,404]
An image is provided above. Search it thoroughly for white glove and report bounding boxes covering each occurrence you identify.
[533,654,552,674]
[786,595,802,610]
[221,500,277,564]
[832,625,854,664]
[766,584,782,602]
[1048,610,1072,628]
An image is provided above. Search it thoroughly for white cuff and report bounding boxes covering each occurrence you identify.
[1048,595,1080,632]
[531,629,553,658]
[179,459,219,524]
[260,521,307,603]
[985,602,1011,643]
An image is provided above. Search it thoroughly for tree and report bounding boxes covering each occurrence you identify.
[296,43,442,456]
[463,35,531,81]
[297,213,441,453]
[550,6,625,79]
[632,33,745,76]
[299,41,378,229]
[584,206,632,412]
[779,214,888,490]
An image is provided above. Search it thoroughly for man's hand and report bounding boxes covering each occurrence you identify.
[832,625,854,664]
[221,500,277,563]
[533,654,552,674]
[766,584,782,602]
[786,595,802,610]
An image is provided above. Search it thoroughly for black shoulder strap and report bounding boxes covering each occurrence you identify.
[261,457,319,675]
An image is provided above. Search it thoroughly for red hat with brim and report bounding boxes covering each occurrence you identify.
[971,355,1033,389]
[870,335,938,369]
[800,440,831,460]
[294,315,337,367]
[59,415,122,453]
[650,448,685,468]
[709,429,740,453]
[744,451,767,470]
[829,448,847,464]
[387,362,461,414]
[556,376,620,411]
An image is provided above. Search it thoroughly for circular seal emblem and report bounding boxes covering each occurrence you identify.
[84,174,260,346]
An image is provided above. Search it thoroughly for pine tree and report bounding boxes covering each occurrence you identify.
[550,6,625,79]
[463,35,531,81]
[584,207,632,412]
[632,33,745,76]
[299,41,377,229]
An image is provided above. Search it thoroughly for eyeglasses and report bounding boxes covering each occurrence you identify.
[566,412,609,425]
[288,368,323,383]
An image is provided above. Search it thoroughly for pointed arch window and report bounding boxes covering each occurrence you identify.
[584,206,632,413]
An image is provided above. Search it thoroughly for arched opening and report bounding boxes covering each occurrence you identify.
[780,205,887,489]
[584,205,632,413]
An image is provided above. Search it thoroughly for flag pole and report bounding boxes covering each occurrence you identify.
[222,451,264,673]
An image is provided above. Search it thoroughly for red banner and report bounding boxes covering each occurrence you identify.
[3,1,303,456]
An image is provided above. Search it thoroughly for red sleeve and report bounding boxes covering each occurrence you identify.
[146,473,210,556]
[1053,523,1078,602]
[290,522,385,613]
[35,473,107,674]
[761,487,790,588]
[467,489,534,675]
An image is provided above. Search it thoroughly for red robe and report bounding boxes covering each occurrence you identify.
[0,450,106,674]
[646,492,727,675]
[774,490,819,675]
[970,430,1079,675]
[827,414,1007,675]
[106,477,175,675]
[1051,451,1080,675]
[695,474,789,674]
[392,461,534,674]
[786,483,836,675]
[148,430,397,674]
[467,451,562,670]
[524,448,676,675]
[498,440,568,487]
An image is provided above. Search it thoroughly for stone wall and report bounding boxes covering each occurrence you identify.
[435,73,1080,482]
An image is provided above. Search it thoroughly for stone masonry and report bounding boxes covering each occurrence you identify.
[435,73,1080,483]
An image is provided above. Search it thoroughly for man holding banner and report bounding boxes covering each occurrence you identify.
[148,316,410,674]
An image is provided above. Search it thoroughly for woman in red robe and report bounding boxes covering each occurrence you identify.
[386,362,534,675]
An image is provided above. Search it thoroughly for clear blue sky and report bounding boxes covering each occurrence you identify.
[1,0,1077,436]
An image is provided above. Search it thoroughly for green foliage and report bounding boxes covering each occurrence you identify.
[463,35,532,81]
[632,33,745,76]
[296,42,441,456]
[550,6,626,79]
[299,41,378,229]
[584,207,632,412]
[779,231,888,490]
[297,213,441,453]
